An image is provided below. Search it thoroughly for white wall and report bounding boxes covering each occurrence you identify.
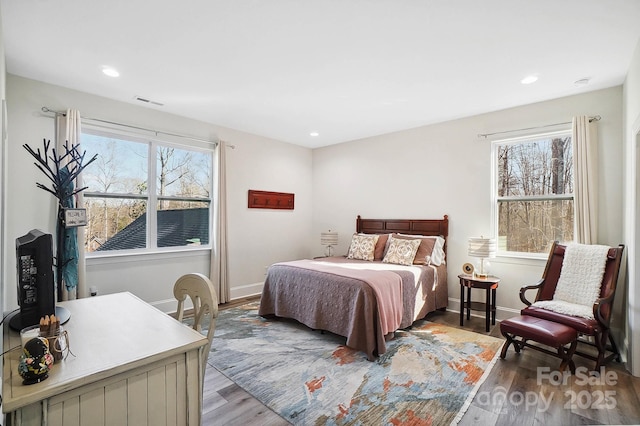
[214,124,314,298]
[313,86,624,339]
[4,75,313,312]
[623,38,640,376]
[4,66,634,373]
[0,1,7,359]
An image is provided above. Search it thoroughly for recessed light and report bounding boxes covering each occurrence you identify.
[574,78,590,86]
[520,75,538,85]
[102,67,120,77]
[310,132,319,137]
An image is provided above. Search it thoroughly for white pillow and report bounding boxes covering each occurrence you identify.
[396,234,446,266]
[429,236,446,266]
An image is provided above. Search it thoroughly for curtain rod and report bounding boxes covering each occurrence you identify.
[477,115,601,139]
[41,106,234,148]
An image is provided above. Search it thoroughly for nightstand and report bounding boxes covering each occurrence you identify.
[458,273,500,332]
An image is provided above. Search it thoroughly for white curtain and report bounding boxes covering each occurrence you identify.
[210,141,230,303]
[55,109,86,299]
[572,116,598,244]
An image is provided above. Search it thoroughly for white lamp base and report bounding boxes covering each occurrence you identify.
[474,258,491,279]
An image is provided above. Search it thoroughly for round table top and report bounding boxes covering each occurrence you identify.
[458,273,500,286]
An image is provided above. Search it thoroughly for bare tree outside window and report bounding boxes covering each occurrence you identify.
[81,130,212,253]
[155,145,212,248]
[495,132,573,254]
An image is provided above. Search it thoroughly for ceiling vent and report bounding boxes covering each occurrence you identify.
[574,78,591,87]
[133,96,164,106]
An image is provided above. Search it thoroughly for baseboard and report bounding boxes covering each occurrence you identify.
[151,298,178,314]
[230,282,263,300]
[447,297,520,322]
[148,293,521,319]
[151,284,263,314]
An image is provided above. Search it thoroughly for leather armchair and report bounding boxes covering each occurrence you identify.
[519,241,624,370]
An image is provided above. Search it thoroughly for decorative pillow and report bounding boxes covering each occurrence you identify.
[353,233,390,260]
[382,236,421,266]
[394,234,446,266]
[347,234,380,261]
[373,233,391,260]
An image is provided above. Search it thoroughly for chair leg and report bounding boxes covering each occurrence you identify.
[594,330,610,371]
[500,335,512,359]
[500,331,516,359]
[608,332,622,362]
[500,331,525,359]
[594,329,622,371]
[558,340,577,374]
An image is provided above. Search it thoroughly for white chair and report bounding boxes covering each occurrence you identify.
[173,273,219,374]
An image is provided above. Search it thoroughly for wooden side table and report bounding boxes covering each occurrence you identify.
[458,274,500,332]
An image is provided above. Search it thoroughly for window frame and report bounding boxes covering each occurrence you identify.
[491,129,574,259]
[81,124,214,258]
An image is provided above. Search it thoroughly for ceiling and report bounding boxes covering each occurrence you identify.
[3,1,640,148]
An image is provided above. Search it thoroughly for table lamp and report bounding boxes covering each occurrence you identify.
[320,231,338,257]
[468,236,496,279]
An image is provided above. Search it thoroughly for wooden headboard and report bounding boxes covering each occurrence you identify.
[356,215,449,252]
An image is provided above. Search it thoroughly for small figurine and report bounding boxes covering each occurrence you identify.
[18,337,54,385]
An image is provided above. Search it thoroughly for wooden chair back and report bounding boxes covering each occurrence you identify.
[174,273,219,371]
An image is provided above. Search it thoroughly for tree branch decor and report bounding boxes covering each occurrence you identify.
[24,139,97,301]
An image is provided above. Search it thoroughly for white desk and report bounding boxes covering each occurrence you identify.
[3,292,207,426]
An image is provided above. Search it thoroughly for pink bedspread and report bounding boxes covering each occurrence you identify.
[277,260,403,335]
[259,256,447,359]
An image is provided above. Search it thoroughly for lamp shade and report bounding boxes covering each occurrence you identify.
[321,231,338,246]
[468,237,496,258]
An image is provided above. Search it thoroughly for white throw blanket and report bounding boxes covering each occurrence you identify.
[532,243,610,320]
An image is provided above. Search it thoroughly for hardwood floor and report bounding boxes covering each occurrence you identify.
[204,296,288,426]
[204,298,640,425]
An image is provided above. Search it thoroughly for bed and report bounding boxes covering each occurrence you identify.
[258,215,449,360]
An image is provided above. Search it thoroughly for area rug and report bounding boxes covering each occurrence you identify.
[209,303,503,426]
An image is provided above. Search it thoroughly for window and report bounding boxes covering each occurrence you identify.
[81,128,213,254]
[493,130,573,255]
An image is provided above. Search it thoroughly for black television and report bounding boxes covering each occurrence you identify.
[9,229,56,331]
